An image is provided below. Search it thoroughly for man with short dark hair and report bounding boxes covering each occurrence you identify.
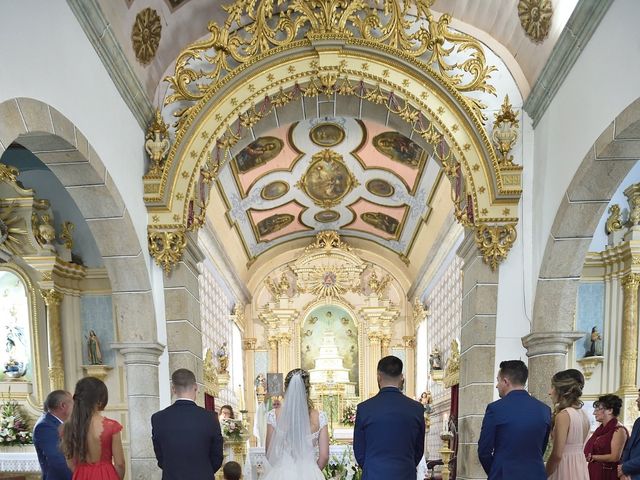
[353,355,425,480]
[152,368,223,480]
[33,390,73,480]
[222,460,242,480]
[619,388,640,479]
[478,360,551,480]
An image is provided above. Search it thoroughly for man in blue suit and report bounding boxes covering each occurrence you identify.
[354,355,425,480]
[619,389,640,479]
[152,368,223,480]
[478,360,551,480]
[33,390,73,480]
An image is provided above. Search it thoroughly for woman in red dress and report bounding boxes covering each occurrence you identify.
[584,394,628,480]
[61,377,125,480]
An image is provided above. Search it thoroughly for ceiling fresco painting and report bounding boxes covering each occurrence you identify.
[215,116,441,260]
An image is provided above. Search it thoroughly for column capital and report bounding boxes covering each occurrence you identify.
[622,272,640,287]
[522,331,584,357]
[42,288,63,306]
[111,342,165,365]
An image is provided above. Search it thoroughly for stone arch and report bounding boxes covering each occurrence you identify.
[0,97,163,475]
[526,97,640,399]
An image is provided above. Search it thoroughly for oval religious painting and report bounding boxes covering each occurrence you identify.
[261,181,289,200]
[366,179,394,197]
[361,212,399,236]
[234,136,284,174]
[314,210,340,223]
[309,123,345,147]
[257,213,294,238]
[301,151,355,208]
[372,131,424,168]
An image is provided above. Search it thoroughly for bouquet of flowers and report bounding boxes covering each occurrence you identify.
[0,398,32,445]
[221,418,247,442]
[341,404,356,426]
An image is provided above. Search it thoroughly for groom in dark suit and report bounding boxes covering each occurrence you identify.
[354,355,425,480]
[152,368,223,480]
[33,390,73,480]
[619,389,640,479]
[478,360,551,480]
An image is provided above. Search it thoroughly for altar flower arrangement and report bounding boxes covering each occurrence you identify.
[221,418,247,442]
[322,448,362,480]
[341,404,356,426]
[0,398,32,445]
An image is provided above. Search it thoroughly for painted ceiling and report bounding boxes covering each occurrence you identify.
[214,117,441,260]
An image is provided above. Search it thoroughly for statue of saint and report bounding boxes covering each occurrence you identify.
[217,342,229,373]
[87,330,103,365]
[585,326,603,357]
[429,348,442,371]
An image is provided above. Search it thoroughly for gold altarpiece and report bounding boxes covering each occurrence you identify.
[253,232,409,425]
[579,183,640,426]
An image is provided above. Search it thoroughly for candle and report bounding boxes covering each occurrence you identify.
[443,413,449,432]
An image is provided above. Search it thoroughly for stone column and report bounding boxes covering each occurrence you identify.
[620,273,640,393]
[456,232,499,480]
[112,342,164,480]
[522,332,584,402]
[42,288,65,390]
[381,335,391,357]
[278,333,292,374]
[368,332,382,397]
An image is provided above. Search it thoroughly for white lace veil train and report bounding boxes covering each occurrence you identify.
[265,372,314,468]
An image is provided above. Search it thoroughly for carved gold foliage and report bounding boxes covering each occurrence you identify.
[605,204,623,235]
[148,228,187,273]
[518,0,553,44]
[203,348,219,397]
[368,269,392,297]
[305,230,351,252]
[164,0,495,122]
[61,221,75,250]
[475,223,517,271]
[0,163,19,183]
[132,8,162,65]
[145,109,171,176]
[0,203,28,257]
[265,272,291,299]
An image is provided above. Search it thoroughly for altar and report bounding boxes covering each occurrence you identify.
[0,448,40,480]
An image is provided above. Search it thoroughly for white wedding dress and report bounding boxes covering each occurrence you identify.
[261,375,326,480]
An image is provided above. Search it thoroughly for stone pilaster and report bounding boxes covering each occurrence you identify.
[456,231,499,480]
[278,333,292,375]
[112,342,164,480]
[620,273,640,393]
[367,332,382,397]
[267,336,278,372]
[42,288,65,390]
[163,232,205,400]
[522,332,584,403]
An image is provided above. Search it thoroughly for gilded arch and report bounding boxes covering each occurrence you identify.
[144,0,522,272]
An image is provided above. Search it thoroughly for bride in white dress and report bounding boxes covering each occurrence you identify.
[262,369,329,480]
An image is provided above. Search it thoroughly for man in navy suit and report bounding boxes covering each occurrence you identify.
[152,368,223,480]
[354,355,425,480]
[619,389,640,479]
[33,390,73,480]
[478,360,551,480]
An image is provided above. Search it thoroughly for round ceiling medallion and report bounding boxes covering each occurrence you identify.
[366,179,394,197]
[309,123,345,147]
[314,210,340,223]
[261,181,289,200]
[131,8,162,65]
[298,150,358,208]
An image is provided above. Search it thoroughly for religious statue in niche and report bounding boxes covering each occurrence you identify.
[429,348,443,371]
[420,391,433,414]
[255,373,266,396]
[217,342,229,374]
[585,326,603,357]
[87,330,103,365]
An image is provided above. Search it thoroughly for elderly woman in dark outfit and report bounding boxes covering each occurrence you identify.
[584,394,628,480]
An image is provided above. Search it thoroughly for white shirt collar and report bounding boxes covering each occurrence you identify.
[50,413,64,424]
[175,397,195,403]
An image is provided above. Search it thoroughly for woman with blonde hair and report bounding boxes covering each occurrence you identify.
[546,369,590,479]
[263,368,329,479]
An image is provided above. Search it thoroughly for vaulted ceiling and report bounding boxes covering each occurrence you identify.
[214,117,441,260]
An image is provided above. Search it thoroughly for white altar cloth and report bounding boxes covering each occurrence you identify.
[0,448,40,472]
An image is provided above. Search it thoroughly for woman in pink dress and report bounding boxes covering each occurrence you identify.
[546,369,590,479]
[61,377,125,480]
[584,394,628,480]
